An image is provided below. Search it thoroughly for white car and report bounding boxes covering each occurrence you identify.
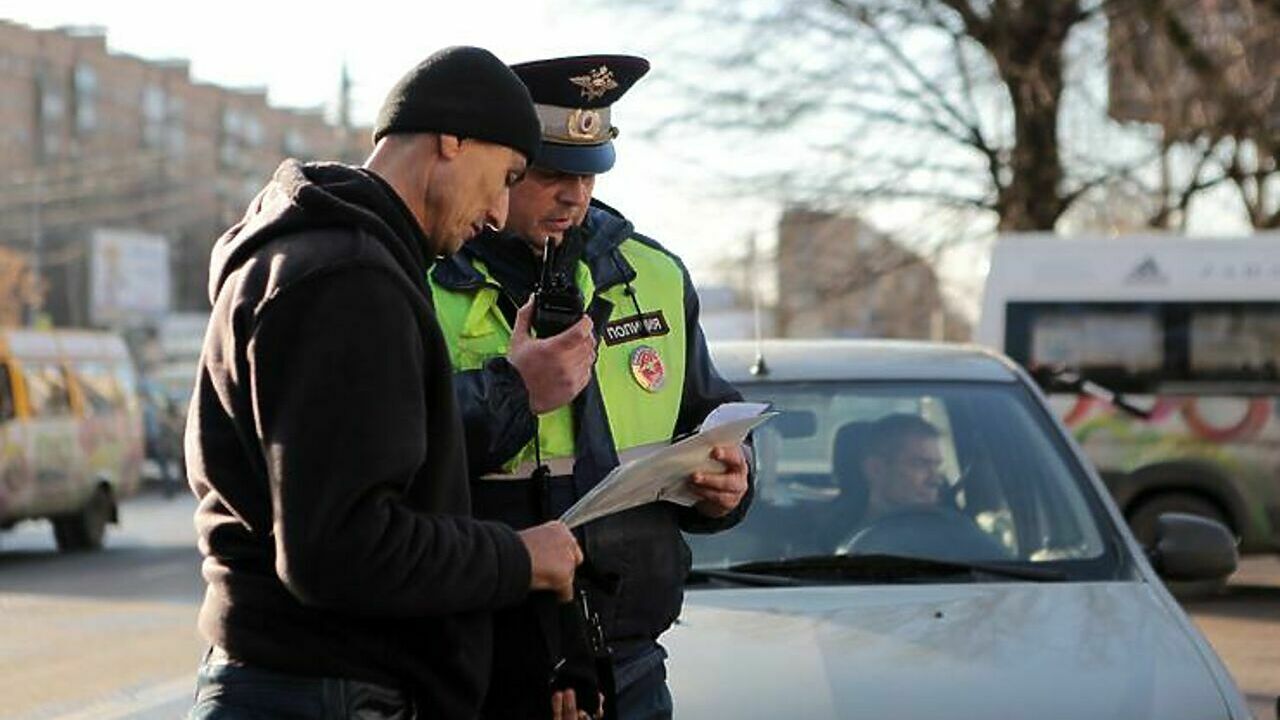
[668,340,1249,720]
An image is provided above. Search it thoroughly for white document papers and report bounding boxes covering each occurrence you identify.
[699,401,772,431]
[559,403,776,529]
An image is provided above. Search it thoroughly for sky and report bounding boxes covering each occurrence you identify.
[1,1,1262,323]
[1,0,778,294]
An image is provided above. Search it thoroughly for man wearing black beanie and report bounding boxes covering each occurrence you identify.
[186,46,582,720]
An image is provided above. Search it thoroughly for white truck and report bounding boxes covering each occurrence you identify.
[976,233,1280,556]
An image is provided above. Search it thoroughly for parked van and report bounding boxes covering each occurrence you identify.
[0,328,145,551]
[976,233,1280,556]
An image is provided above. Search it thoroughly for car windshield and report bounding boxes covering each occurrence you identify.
[687,381,1128,583]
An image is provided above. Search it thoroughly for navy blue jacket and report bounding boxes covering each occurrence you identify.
[431,200,754,645]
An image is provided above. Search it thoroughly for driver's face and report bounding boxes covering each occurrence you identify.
[875,435,945,509]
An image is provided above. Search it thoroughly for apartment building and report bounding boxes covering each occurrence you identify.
[774,207,970,342]
[0,20,367,324]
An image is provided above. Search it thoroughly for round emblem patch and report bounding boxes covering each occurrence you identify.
[629,345,666,392]
[567,109,602,141]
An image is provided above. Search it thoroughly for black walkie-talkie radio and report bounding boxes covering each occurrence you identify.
[532,227,585,337]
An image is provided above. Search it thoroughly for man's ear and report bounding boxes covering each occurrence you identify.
[438,134,463,160]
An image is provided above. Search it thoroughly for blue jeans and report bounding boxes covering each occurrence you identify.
[188,649,415,719]
[614,660,673,720]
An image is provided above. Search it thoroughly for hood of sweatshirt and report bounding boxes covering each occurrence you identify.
[207,159,431,303]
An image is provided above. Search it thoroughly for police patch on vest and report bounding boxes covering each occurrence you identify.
[602,311,670,346]
[630,345,666,392]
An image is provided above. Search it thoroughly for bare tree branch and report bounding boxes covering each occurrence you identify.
[835,1,992,151]
[602,0,1258,235]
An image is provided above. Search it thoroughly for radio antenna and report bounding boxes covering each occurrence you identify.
[748,231,769,377]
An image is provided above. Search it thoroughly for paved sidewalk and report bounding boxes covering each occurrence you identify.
[1186,557,1280,720]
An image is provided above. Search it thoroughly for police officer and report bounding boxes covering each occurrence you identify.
[430,55,753,719]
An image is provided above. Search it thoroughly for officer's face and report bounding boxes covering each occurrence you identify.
[504,167,596,249]
[426,138,526,256]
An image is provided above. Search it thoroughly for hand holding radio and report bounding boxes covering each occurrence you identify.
[509,299,595,415]
[508,227,595,414]
[533,227,587,338]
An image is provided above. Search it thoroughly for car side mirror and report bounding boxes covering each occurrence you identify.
[1148,512,1237,582]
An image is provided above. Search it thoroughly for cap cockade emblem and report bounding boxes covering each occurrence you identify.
[570,66,619,101]
[566,109,603,140]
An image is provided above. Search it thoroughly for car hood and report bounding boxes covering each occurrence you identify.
[665,581,1234,720]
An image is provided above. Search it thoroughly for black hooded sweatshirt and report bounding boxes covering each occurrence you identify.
[188,159,531,717]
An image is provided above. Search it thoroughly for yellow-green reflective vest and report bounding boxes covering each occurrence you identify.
[430,237,688,475]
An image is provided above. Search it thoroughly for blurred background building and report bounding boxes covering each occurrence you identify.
[773,208,971,342]
[695,284,770,341]
[0,20,368,342]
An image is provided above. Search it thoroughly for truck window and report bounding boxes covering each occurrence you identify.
[0,365,14,422]
[74,361,124,415]
[1190,306,1280,381]
[112,362,140,412]
[23,363,73,418]
[1030,309,1162,376]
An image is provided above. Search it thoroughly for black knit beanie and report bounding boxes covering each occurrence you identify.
[372,46,541,162]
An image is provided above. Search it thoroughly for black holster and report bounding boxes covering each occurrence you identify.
[483,588,615,720]
[549,588,617,720]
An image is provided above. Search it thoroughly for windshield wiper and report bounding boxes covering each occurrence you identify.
[1030,366,1155,420]
[727,553,1068,583]
[686,567,802,587]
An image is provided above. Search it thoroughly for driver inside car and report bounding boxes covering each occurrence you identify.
[830,412,1006,560]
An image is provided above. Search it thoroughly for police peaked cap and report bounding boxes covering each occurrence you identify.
[511,55,650,175]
